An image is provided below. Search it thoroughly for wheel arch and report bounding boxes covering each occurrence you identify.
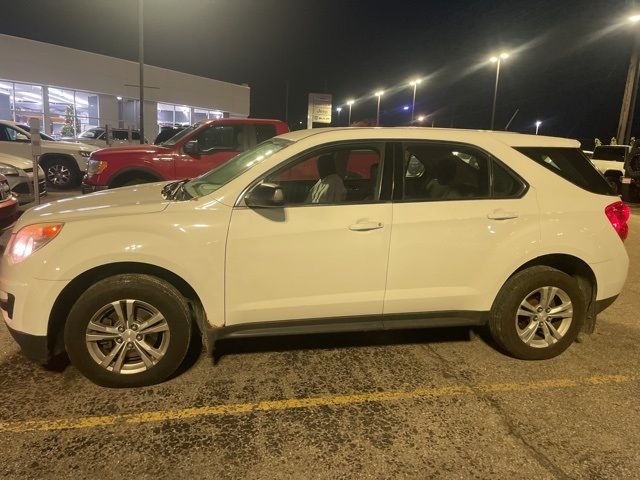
[508,253,598,333]
[39,153,82,174]
[47,261,206,359]
[107,167,164,188]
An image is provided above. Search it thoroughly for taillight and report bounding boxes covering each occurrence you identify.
[605,201,630,241]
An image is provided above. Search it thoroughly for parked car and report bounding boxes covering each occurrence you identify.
[0,152,47,204]
[82,118,289,193]
[0,120,97,189]
[591,145,630,192]
[0,173,19,230]
[2,128,629,387]
[154,125,186,145]
[68,127,148,147]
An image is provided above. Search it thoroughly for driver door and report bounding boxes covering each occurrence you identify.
[175,124,247,179]
[225,142,392,327]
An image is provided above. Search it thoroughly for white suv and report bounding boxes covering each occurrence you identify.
[0,120,98,189]
[0,128,629,387]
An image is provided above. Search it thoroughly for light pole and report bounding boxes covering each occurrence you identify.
[535,120,542,135]
[617,15,640,144]
[138,0,145,144]
[409,79,422,123]
[374,90,384,126]
[489,52,509,130]
[346,99,354,125]
[336,107,342,126]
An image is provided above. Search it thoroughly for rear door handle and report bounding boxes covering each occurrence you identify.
[349,221,384,231]
[487,209,519,220]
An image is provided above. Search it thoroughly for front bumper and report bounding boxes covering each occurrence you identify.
[4,322,49,363]
[81,179,108,195]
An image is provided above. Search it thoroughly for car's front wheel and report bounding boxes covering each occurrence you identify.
[488,266,585,360]
[64,274,192,387]
[43,157,79,189]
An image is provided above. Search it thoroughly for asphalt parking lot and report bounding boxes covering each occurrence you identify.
[0,192,639,479]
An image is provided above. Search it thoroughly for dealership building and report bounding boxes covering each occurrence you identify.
[0,34,250,141]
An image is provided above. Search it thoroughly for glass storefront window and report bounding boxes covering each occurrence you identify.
[0,81,13,121]
[47,88,99,138]
[14,83,44,124]
[158,103,194,128]
[193,108,223,123]
[74,91,100,133]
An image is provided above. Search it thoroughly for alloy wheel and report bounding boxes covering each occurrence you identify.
[85,299,170,374]
[47,164,71,186]
[515,286,573,348]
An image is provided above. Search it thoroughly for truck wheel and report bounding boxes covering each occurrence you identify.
[488,266,585,360]
[43,157,79,189]
[64,274,192,387]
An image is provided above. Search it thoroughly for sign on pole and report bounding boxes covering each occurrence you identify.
[28,118,41,206]
[307,93,332,129]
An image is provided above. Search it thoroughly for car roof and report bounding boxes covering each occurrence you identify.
[277,127,580,148]
[199,117,287,127]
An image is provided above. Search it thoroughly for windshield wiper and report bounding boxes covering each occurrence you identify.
[161,179,191,201]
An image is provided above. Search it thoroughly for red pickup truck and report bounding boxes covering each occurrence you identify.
[82,118,289,193]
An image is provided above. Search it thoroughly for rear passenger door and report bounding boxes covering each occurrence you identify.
[383,141,539,320]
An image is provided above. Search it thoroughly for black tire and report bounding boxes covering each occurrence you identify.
[42,157,80,189]
[488,266,585,360]
[64,274,192,387]
[605,174,621,195]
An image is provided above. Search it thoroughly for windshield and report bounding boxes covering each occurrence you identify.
[183,138,292,198]
[17,124,55,141]
[79,128,104,139]
[160,125,198,146]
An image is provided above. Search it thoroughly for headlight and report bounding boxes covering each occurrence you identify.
[87,159,108,175]
[0,164,19,176]
[5,223,64,264]
[79,151,92,158]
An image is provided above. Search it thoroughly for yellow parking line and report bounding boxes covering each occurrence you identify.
[0,374,635,434]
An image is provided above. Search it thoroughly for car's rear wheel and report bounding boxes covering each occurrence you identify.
[488,266,585,360]
[64,274,192,387]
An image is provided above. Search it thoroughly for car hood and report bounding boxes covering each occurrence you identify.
[41,140,98,153]
[0,153,34,170]
[17,181,172,226]
[93,144,171,158]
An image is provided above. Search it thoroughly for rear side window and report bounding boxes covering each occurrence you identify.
[516,147,614,196]
[593,146,626,162]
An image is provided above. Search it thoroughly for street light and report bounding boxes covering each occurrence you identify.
[409,79,422,122]
[336,106,342,125]
[374,90,384,126]
[346,99,355,125]
[535,120,542,135]
[417,115,425,123]
[630,14,640,22]
[489,52,510,130]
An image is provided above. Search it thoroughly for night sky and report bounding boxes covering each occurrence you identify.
[1,0,638,147]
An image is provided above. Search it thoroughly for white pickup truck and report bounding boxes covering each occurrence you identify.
[590,145,630,193]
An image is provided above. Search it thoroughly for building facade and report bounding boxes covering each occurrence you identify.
[0,34,250,140]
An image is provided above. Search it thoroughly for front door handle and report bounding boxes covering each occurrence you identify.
[487,209,519,220]
[349,221,384,231]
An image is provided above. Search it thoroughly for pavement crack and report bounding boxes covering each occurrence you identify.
[421,343,572,480]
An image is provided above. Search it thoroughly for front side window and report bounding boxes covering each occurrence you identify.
[193,125,244,154]
[266,145,382,205]
[401,143,490,200]
[255,124,277,144]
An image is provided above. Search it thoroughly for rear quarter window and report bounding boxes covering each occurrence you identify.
[516,147,615,196]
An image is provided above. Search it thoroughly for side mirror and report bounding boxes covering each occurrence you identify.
[245,182,284,208]
[183,140,199,155]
